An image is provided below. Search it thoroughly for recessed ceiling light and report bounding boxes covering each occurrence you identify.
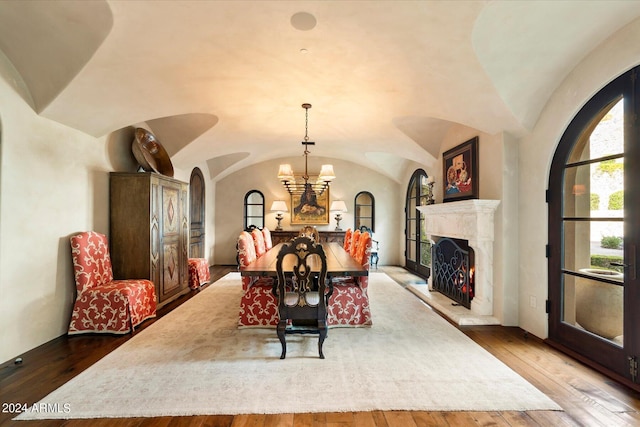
[290,12,316,31]
[300,48,308,54]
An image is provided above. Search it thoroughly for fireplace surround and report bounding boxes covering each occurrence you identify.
[417,199,500,318]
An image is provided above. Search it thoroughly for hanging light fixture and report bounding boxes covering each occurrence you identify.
[278,103,335,195]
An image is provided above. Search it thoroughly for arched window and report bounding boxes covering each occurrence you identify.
[548,65,639,383]
[243,190,264,230]
[354,191,374,231]
[405,169,432,278]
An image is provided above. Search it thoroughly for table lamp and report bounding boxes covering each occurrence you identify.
[330,200,348,231]
[270,200,288,231]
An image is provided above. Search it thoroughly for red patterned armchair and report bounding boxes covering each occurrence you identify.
[262,227,273,251]
[251,228,267,258]
[237,231,278,327]
[349,229,361,258]
[327,231,372,327]
[68,231,157,335]
[343,228,353,251]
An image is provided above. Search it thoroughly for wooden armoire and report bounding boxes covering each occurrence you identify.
[109,172,190,307]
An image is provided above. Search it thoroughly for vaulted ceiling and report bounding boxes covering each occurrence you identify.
[1,1,639,182]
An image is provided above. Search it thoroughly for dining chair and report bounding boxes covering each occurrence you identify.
[359,225,379,268]
[298,225,320,242]
[349,229,361,258]
[237,231,278,327]
[276,236,330,359]
[262,227,273,251]
[327,230,373,327]
[343,228,353,251]
[68,231,157,335]
[251,227,267,257]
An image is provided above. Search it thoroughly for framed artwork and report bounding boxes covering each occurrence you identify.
[442,136,479,203]
[290,177,330,225]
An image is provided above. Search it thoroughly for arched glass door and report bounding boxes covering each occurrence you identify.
[548,66,640,386]
[405,169,431,278]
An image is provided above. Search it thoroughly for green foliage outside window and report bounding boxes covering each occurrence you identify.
[590,193,600,210]
[601,235,623,249]
[608,190,623,210]
[597,159,623,175]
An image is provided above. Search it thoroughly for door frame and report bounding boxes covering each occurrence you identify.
[405,169,431,278]
[547,67,640,390]
[189,167,205,258]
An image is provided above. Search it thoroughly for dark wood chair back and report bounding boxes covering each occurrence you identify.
[275,235,329,359]
[298,225,320,242]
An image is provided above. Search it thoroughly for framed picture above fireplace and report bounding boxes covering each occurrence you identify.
[442,136,479,203]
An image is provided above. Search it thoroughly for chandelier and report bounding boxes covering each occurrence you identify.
[277,103,335,195]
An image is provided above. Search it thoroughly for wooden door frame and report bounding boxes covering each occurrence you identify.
[189,167,205,258]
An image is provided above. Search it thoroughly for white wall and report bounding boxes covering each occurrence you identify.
[214,157,401,266]
[0,55,136,363]
[518,17,640,339]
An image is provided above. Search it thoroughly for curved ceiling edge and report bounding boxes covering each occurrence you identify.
[0,1,112,113]
[472,1,640,132]
[206,153,250,180]
[392,116,454,159]
[146,113,219,157]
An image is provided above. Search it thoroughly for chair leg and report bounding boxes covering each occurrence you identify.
[318,320,327,359]
[277,321,287,359]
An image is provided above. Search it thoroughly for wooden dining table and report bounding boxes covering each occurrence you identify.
[239,242,368,278]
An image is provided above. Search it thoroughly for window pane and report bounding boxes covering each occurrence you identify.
[567,98,624,164]
[407,239,416,262]
[356,193,372,205]
[357,205,372,218]
[563,220,623,273]
[562,272,623,346]
[408,198,416,219]
[564,159,623,218]
[247,192,263,204]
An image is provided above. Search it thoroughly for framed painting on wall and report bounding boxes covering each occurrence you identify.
[442,136,479,203]
[290,178,330,225]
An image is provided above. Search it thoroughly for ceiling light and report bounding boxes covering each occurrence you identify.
[278,103,335,196]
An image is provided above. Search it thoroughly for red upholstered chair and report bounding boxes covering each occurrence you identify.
[262,227,273,251]
[188,258,210,289]
[349,229,361,258]
[343,228,353,251]
[251,228,267,258]
[237,231,278,327]
[68,231,157,335]
[327,231,372,327]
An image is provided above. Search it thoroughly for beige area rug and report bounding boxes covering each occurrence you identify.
[17,272,560,420]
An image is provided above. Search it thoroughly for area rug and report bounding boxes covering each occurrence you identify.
[17,272,560,420]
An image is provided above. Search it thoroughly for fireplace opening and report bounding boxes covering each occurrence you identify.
[432,237,475,309]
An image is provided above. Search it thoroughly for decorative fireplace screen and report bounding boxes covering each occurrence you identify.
[432,237,474,309]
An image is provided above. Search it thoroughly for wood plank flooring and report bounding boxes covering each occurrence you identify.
[2,266,640,426]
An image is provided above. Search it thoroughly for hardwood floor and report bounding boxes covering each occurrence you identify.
[2,266,640,426]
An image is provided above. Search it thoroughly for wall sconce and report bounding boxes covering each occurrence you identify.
[270,200,288,231]
[330,200,348,231]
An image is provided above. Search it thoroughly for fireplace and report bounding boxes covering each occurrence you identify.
[417,199,499,317]
[432,237,475,309]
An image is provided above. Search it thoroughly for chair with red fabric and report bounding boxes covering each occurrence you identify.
[327,231,372,327]
[343,228,353,251]
[188,257,210,289]
[237,231,278,327]
[262,227,273,251]
[68,231,157,335]
[251,228,267,258]
[349,229,361,258]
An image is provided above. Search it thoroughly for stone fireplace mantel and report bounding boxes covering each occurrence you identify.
[417,199,500,319]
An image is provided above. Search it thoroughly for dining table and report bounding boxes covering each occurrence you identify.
[239,242,368,278]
